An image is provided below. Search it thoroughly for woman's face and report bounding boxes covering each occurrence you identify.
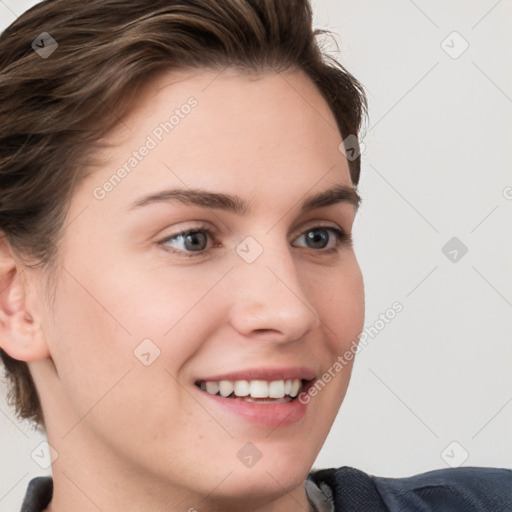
[31,68,364,508]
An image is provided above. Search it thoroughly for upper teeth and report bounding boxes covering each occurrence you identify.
[201,379,302,399]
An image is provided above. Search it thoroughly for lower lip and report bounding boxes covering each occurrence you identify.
[197,388,309,428]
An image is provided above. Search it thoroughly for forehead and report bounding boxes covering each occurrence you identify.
[76,68,352,218]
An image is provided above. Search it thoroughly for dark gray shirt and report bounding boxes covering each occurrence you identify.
[21,466,512,511]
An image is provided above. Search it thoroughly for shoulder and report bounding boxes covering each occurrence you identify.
[308,466,512,511]
[20,476,53,512]
[371,466,512,511]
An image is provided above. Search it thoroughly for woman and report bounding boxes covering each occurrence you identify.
[0,1,510,511]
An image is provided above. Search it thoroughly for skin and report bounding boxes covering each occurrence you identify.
[0,68,365,512]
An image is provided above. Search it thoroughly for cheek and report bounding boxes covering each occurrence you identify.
[44,269,195,446]
[45,273,135,418]
[293,257,363,406]
[46,258,224,399]
[309,259,364,405]
[339,271,365,347]
[315,258,365,349]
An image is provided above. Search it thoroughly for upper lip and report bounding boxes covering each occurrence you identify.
[196,366,316,383]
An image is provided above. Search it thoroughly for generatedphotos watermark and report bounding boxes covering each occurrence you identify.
[93,96,198,200]
[298,301,403,404]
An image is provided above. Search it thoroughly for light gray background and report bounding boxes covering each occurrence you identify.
[1,0,511,510]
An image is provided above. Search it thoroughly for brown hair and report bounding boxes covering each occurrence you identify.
[0,0,367,429]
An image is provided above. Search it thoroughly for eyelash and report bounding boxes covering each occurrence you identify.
[158,222,351,258]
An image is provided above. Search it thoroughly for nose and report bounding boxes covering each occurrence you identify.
[226,240,320,344]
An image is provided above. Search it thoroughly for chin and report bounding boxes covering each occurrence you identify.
[227,443,314,495]
[208,460,312,509]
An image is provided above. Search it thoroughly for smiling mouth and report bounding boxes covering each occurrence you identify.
[195,378,311,404]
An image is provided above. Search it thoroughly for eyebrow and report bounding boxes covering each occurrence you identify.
[128,184,361,215]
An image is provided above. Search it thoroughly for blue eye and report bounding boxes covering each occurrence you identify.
[159,224,350,258]
[293,227,349,251]
[160,224,213,256]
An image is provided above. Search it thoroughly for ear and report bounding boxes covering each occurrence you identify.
[0,233,50,361]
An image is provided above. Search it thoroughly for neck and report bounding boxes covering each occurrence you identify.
[43,469,314,512]
[41,431,313,512]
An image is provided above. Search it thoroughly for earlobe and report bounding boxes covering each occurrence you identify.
[1,309,51,362]
[0,237,51,362]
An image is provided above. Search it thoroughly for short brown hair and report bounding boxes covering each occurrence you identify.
[0,0,367,428]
